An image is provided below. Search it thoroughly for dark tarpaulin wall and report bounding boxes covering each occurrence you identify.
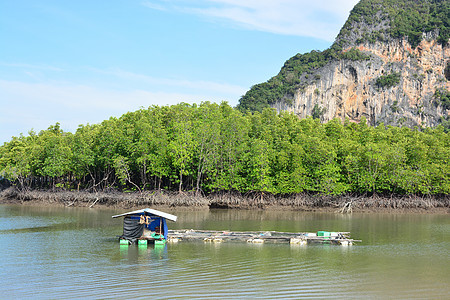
[121,216,144,242]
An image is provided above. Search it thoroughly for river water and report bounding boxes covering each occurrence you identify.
[0,204,448,299]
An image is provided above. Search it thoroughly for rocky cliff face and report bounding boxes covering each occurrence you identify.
[239,0,450,128]
[272,34,449,127]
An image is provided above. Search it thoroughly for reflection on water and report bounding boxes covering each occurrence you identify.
[0,204,448,299]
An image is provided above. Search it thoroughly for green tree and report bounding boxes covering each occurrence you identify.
[31,123,73,189]
[192,102,222,195]
[166,103,197,192]
[71,124,97,190]
[0,135,32,190]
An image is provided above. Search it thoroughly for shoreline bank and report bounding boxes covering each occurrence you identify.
[1,188,448,214]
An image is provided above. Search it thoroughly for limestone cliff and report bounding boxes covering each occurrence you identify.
[238,0,450,128]
[273,35,449,127]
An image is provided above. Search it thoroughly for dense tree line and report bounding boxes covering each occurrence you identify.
[0,102,448,196]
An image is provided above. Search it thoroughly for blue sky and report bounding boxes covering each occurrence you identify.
[0,0,359,144]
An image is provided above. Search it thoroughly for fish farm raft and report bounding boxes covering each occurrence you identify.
[166,229,360,246]
[113,208,360,246]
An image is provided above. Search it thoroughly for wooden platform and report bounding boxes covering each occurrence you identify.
[167,229,360,246]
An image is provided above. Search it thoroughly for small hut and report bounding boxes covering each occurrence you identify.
[112,208,177,244]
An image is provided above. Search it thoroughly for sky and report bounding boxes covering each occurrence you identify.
[0,0,359,144]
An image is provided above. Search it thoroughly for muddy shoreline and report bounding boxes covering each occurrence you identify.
[1,188,448,214]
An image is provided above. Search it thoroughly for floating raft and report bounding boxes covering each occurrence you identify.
[167,230,360,246]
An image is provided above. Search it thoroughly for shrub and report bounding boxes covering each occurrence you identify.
[376,72,401,89]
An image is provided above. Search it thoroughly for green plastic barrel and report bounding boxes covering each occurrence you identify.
[151,233,165,239]
[155,239,166,245]
[119,239,129,245]
[317,231,331,237]
[138,240,148,245]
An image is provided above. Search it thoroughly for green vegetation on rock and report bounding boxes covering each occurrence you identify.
[237,46,369,112]
[444,61,450,80]
[340,48,372,61]
[311,104,325,120]
[434,89,450,110]
[376,72,401,89]
[338,0,450,48]
[440,116,450,133]
[1,103,448,196]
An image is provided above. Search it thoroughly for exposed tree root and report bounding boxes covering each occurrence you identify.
[0,187,448,212]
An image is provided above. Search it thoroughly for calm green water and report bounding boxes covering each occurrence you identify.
[0,204,448,299]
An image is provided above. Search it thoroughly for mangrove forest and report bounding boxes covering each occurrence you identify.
[0,102,448,196]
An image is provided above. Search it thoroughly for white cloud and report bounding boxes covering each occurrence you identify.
[142,0,360,41]
[0,62,247,143]
[92,67,247,96]
[0,62,64,72]
[141,1,168,11]
[2,80,183,108]
[0,79,237,143]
